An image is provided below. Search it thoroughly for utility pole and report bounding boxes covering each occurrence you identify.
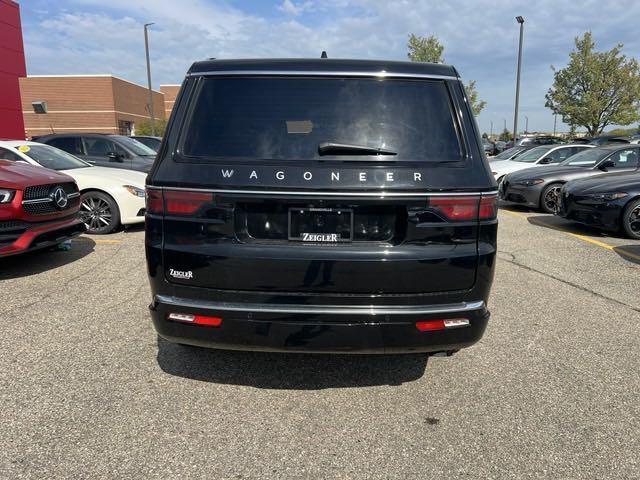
[144,22,156,136]
[513,16,525,145]
[490,120,493,138]
[525,115,529,134]
[553,113,557,136]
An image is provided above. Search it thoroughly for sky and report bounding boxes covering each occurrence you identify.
[17,0,640,135]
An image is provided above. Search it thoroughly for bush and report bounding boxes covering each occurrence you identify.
[135,118,167,136]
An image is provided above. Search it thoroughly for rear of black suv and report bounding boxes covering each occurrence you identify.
[146,59,497,354]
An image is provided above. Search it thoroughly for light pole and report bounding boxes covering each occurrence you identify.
[553,113,558,136]
[144,22,155,136]
[525,115,529,133]
[513,16,524,145]
[490,120,493,138]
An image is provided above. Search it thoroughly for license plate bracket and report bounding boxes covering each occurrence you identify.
[288,208,353,242]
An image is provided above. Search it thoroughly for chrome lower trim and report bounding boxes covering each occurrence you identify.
[155,294,485,316]
[150,186,498,198]
[187,70,459,81]
[22,192,80,205]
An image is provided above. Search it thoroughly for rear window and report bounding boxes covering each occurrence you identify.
[181,77,464,163]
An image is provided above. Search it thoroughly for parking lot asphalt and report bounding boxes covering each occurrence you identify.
[1,211,639,479]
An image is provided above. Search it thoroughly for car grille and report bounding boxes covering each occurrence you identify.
[22,182,80,215]
[23,182,78,200]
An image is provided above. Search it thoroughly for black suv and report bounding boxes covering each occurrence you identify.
[36,133,157,172]
[145,59,498,354]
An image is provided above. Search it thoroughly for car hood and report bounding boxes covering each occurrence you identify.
[0,160,74,189]
[60,166,147,188]
[491,160,540,177]
[564,171,640,194]
[506,165,589,182]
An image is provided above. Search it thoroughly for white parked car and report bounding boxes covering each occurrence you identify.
[0,140,146,234]
[490,144,594,184]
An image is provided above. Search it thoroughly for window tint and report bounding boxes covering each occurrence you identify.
[0,147,23,162]
[547,146,583,163]
[562,148,610,167]
[47,137,83,155]
[84,137,117,156]
[608,149,639,168]
[182,77,463,163]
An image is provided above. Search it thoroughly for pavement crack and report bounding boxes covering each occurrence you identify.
[499,255,640,314]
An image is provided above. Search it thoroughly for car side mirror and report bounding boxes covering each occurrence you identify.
[539,157,554,165]
[107,152,124,162]
[599,159,615,170]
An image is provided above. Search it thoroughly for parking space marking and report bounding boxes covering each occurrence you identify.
[500,209,640,262]
[91,238,123,244]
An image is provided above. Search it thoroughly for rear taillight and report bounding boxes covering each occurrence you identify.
[479,194,498,220]
[146,189,163,214]
[145,189,212,216]
[428,194,497,222]
[164,190,212,215]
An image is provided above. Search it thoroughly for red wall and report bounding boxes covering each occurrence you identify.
[0,0,26,139]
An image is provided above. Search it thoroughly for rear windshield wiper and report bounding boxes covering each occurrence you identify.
[318,142,397,156]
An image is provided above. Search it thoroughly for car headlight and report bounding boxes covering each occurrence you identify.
[585,192,628,202]
[0,189,15,203]
[123,185,145,197]
[516,178,544,187]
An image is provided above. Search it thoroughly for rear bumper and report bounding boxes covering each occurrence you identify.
[0,215,85,258]
[150,294,490,354]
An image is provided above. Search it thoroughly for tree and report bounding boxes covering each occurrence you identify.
[407,33,444,63]
[407,34,486,116]
[498,128,512,142]
[545,32,640,136]
[135,118,167,137]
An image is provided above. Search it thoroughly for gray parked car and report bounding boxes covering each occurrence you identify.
[36,133,157,173]
[499,145,640,213]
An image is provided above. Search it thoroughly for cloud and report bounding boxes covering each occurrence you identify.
[20,0,640,132]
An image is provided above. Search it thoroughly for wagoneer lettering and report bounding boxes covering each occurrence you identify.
[145,58,498,355]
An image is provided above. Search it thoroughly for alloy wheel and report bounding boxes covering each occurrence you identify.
[80,196,113,232]
[543,186,561,213]
[629,204,640,235]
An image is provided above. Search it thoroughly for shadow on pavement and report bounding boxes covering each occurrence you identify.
[526,214,616,237]
[156,336,429,389]
[0,237,95,280]
[614,245,640,265]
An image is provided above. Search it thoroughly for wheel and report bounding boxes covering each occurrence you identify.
[80,191,120,234]
[622,198,640,239]
[540,183,562,214]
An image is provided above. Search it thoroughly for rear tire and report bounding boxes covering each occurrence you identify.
[80,191,120,234]
[540,183,562,214]
[622,198,640,239]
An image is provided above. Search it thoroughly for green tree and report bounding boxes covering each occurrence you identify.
[498,128,512,142]
[545,32,640,136]
[407,34,486,116]
[135,118,167,137]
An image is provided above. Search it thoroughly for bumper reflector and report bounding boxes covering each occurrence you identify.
[168,312,222,327]
[416,318,470,332]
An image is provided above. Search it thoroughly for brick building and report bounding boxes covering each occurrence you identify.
[160,84,180,118]
[19,75,165,138]
[0,0,26,139]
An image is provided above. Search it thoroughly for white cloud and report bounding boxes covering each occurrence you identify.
[22,0,640,132]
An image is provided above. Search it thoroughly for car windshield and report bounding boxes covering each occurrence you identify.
[512,145,553,163]
[560,148,610,167]
[181,77,464,163]
[113,136,157,156]
[17,144,90,170]
[494,147,523,160]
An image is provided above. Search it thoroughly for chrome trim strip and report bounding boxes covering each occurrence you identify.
[22,192,80,204]
[153,186,498,198]
[187,70,459,81]
[22,198,53,204]
[155,294,485,316]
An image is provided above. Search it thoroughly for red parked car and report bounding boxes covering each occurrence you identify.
[0,160,85,257]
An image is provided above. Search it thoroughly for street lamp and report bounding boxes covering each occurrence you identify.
[144,22,156,136]
[513,16,524,145]
[525,115,529,133]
